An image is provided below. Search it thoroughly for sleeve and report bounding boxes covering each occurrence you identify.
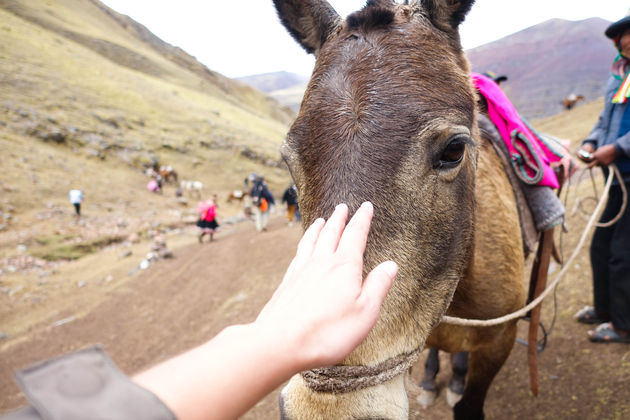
[582,108,606,149]
[615,130,630,158]
[582,77,617,149]
[1,345,175,420]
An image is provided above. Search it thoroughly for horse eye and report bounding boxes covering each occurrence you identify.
[437,138,466,168]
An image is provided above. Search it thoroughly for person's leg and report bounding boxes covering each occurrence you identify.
[253,207,263,232]
[590,185,621,320]
[608,183,630,331]
[261,210,269,231]
[287,204,296,222]
[73,203,80,216]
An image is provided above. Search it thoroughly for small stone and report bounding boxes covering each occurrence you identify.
[104,275,113,283]
[118,250,132,259]
[16,244,26,252]
[77,280,86,288]
[139,259,150,270]
[0,332,8,340]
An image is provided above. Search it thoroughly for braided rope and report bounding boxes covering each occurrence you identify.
[301,349,421,393]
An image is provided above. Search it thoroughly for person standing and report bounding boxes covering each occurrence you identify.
[68,189,83,217]
[250,176,274,232]
[196,199,219,243]
[282,183,299,226]
[575,15,630,344]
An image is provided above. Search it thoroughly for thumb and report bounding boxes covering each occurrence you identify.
[359,261,398,312]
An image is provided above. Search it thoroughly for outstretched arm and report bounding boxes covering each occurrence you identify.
[133,202,398,420]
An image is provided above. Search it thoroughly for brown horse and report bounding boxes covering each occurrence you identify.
[274,1,525,419]
[227,190,250,203]
[563,93,584,110]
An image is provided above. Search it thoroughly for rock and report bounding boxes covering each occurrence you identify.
[38,271,51,278]
[16,244,26,252]
[139,259,150,270]
[118,250,132,259]
[77,280,86,288]
[0,332,8,340]
[104,275,113,283]
[127,233,139,243]
[52,316,75,327]
[159,249,174,259]
[9,284,23,296]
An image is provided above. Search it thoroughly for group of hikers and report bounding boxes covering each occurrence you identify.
[194,174,300,242]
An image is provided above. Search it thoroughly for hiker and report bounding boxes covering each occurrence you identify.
[250,175,274,232]
[281,183,299,225]
[68,189,82,217]
[1,203,398,420]
[196,199,219,243]
[574,15,630,344]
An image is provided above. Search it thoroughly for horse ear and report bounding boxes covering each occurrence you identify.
[273,0,342,55]
[420,0,475,30]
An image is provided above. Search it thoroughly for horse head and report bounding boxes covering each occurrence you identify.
[275,0,478,418]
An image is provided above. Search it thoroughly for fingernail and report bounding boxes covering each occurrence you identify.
[335,203,348,211]
[382,261,398,278]
[361,201,373,210]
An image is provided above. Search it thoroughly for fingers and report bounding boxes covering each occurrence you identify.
[313,204,349,257]
[337,202,374,258]
[358,260,398,314]
[284,217,325,281]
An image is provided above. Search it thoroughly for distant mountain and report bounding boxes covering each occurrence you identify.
[240,18,617,119]
[237,71,309,94]
[237,72,309,111]
[466,18,616,119]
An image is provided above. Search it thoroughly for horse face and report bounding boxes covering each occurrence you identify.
[276,0,477,418]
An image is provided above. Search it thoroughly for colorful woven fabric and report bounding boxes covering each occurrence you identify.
[611,55,630,104]
[472,73,562,189]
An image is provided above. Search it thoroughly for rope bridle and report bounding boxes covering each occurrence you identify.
[301,165,625,393]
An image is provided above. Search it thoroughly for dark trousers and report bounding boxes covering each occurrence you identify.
[590,182,630,331]
[73,203,81,216]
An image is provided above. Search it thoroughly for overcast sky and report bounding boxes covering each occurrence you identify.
[100,0,627,78]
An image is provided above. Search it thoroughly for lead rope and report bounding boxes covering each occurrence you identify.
[442,164,622,327]
[302,164,624,393]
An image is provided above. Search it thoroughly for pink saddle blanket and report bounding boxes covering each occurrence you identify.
[472,73,562,189]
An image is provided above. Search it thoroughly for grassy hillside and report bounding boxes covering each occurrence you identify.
[0,1,297,203]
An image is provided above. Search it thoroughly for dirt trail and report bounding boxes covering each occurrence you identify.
[1,215,629,419]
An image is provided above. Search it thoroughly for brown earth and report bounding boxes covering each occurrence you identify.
[1,189,629,419]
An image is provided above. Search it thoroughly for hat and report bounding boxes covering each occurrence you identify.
[481,71,508,85]
[605,15,630,40]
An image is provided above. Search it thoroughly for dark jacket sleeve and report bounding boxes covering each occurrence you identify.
[1,345,175,420]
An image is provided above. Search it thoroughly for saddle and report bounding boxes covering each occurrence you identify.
[477,114,565,255]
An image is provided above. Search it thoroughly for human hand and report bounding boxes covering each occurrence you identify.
[255,202,397,371]
[587,144,617,168]
[550,138,577,181]
[576,143,595,163]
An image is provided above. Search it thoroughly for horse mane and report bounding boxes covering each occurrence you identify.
[346,0,398,31]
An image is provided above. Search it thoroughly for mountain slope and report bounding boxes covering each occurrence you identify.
[466,18,616,118]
